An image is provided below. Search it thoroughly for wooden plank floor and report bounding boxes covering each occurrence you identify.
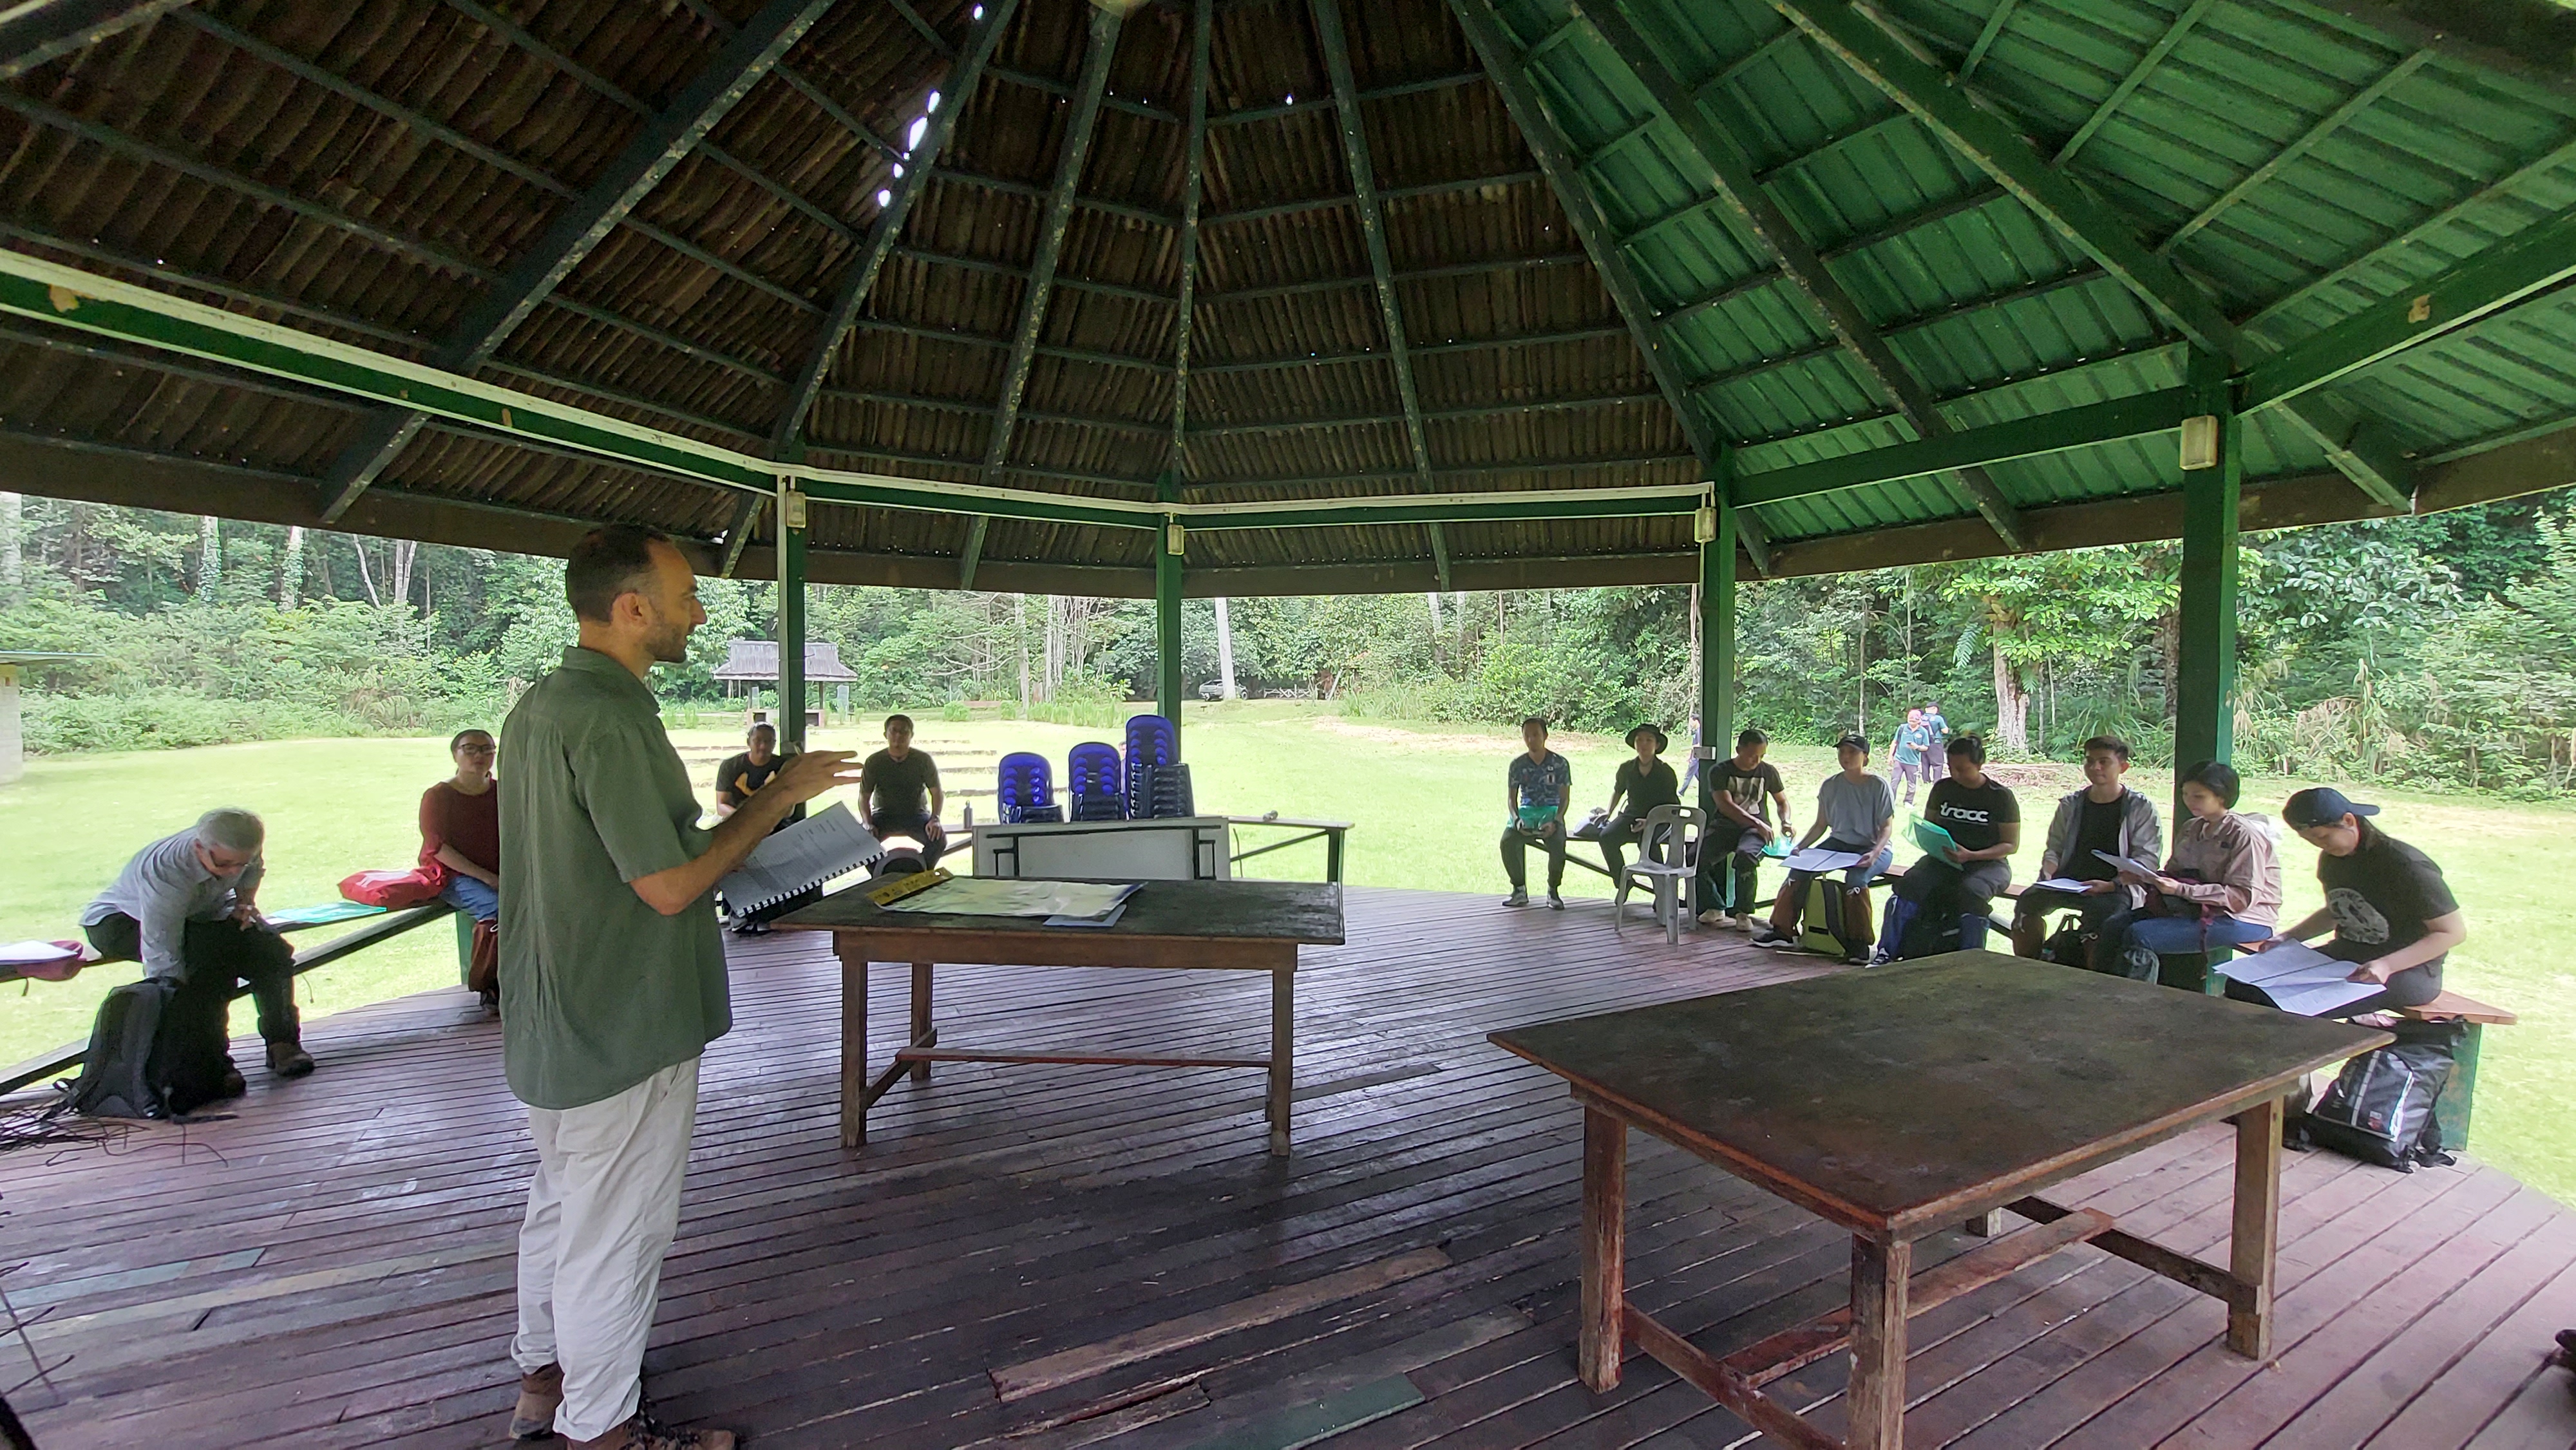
[5,887,2573,1449]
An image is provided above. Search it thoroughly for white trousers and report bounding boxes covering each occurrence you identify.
[512,1057,699,1442]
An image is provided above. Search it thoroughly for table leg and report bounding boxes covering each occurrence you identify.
[909,962,933,1083]
[838,943,868,1148]
[1964,1210,2004,1237]
[1267,968,1294,1157]
[1579,1106,1627,1392]
[1848,1234,1911,1450]
[1327,829,1343,885]
[2230,1095,2284,1358]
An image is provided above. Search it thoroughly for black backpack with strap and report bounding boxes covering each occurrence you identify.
[66,978,175,1118]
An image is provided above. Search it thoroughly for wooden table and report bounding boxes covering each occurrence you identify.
[775,879,1344,1155]
[1490,951,2389,1450]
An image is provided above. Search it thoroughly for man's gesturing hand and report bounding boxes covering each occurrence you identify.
[768,748,864,804]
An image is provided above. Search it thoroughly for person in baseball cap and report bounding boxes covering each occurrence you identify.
[1598,724,1680,883]
[2248,786,2467,1016]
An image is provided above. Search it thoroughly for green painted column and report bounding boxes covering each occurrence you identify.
[1697,492,1736,814]
[1154,471,1184,734]
[777,481,808,751]
[2174,356,2240,785]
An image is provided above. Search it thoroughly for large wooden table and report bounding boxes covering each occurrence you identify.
[1490,951,2389,1450]
[775,879,1344,1155]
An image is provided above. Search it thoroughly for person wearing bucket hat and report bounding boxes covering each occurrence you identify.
[1597,724,1681,881]
[2247,787,2467,1015]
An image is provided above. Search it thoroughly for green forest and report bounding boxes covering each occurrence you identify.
[3,485,2574,795]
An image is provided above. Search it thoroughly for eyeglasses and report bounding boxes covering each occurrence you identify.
[457,743,497,755]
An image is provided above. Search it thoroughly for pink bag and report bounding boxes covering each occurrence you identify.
[339,867,444,909]
[3,940,88,982]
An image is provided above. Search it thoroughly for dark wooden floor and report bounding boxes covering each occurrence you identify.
[5,888,2573,1449]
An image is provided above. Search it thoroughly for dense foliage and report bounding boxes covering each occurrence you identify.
[2,483,2571,795]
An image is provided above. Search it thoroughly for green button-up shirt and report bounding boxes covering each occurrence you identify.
[498,646,728,1109]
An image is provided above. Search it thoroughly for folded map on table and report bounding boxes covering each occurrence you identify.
[879,876,1140,921]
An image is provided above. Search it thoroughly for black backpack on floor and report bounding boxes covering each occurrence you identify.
[67,979,175,1118]
[2301,1040,2458,1171]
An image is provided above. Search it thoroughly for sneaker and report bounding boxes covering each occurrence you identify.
[266,1040,316,1079]
[1843,950,1874,966]
[1548,894,1565,911]
[1503,889,1529,907]
[511,1364,563,1440]
[1697,909,1730,927]
[1866,949,1895,968]
[1748,925,1795,950]
[567,1412,736,1450]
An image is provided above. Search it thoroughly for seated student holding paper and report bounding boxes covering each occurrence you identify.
[1751,734,1892,962]
[1878,735,2020,961]
[2233,787,2465,1016]
[1699,728,1793,929]
[2011,735,2161,973]
[1501,716,1573,910]
[1598,724,1680,881]
[2109,760,2280,974]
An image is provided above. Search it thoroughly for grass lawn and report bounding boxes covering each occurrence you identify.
[6,702,2572,1205]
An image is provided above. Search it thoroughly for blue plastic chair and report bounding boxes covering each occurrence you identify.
[997,751,1062,824]
[1124,713,1177,812]
[1066,741,1126,822]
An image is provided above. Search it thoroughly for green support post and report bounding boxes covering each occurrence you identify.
[2174,354,2239,795]
[1697,494,1736,816]
[778,480,808,750]
[1155,472,1184,736]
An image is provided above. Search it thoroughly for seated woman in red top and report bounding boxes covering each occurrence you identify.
[421,728,500,927]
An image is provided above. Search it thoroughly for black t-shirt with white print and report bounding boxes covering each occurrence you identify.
[1925,777,2019,854]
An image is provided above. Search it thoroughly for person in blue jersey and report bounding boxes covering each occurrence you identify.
[1501,715,1573,910]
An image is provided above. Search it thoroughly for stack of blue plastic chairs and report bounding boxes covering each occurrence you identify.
[1066,741,1127,821]
[1124,714,1179,817]
[996,751,1063,824]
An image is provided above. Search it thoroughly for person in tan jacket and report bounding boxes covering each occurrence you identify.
[2110,760,2281,970]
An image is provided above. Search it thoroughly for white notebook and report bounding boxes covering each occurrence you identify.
[2213,940,2382,1017]
[717,803,882,916]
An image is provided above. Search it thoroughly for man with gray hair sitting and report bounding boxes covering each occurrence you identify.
[81,807,312,1099]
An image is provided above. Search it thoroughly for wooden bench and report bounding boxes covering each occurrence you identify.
[2394,990,2517,1150]
[0,902,457,1097]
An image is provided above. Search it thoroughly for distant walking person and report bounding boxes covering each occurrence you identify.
[1500,716,1572,910]
[1890,709,1935,804]
[860,713,947,867]
[498,526,857,1450]
[1922,701,1951,783]
[81,808,312,1100]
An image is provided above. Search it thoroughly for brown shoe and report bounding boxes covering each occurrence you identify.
[511,1363,563,1440]
[567,1413,736,1449]
[266,1040,316,1079]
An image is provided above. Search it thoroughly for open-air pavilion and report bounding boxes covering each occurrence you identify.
[4,0,2576,1444]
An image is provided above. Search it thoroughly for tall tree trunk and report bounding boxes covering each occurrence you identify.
[278,525,304,609]
[353,538,381,606]
[1041,594,1062,700]
[1214,596,1238,700]
[1991,642,2031,753]
[1015,593,1031,715]
[390,538,419,612]
[0,491,20,606]
[196,514,220,598]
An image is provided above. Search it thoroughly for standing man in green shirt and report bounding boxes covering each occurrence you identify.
[499,526,857,1450]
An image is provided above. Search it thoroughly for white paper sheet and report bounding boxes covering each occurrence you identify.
[2030,877,2095,893]
[2214,940,2382,1017]
[1783,847,1865,873]
[2092,849,2160,880]
[717,803,882,915]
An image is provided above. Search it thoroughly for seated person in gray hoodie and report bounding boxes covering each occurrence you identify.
[2010,735,2161,974]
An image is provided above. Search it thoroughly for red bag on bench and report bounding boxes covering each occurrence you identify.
[339,867,444,909]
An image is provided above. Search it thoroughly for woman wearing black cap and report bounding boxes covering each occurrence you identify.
[2255,786,2468,1013]
[1598,723,1681,881]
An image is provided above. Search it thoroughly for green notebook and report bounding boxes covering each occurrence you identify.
[1911,817,1958,858]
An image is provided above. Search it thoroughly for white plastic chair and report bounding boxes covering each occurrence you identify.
[1616,804,1707,944]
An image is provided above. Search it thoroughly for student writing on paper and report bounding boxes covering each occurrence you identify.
[2011,735,2161,974]
[2109,760,2281,977]
[1499,715,1573,910]
[2227,787,2467,1018]
[1877,734,2020,963]
[1698,727,1794,930]
[1751,733,1893,962]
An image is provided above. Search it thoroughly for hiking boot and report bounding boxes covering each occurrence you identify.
[217,1066,247,1100]
[266,1040,316,1079]
[1502,890,1529,908]
[1548,893,1564,911]
[511,1363,564,1440]
[567,1411,736,1450]
[1747,924,1795,950]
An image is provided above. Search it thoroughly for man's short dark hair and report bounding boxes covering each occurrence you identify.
[886,713,914,731]
[1736,727,1768,749]
[1836,732,1870,758]
[1521,715,1549,731]
[747,722,776,741]
[565,525,672,624]
[1947,733,1987,764]
[2082,734,2132,763]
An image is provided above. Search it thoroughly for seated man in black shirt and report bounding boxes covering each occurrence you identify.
[2245,787,2467,1016]
[860,713,946,867]
[1598,724,1680,880]
[714,721,813,933]
[1698,728,1792,928]
[2011,735,2162,973]
[1879,734,2020,962]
